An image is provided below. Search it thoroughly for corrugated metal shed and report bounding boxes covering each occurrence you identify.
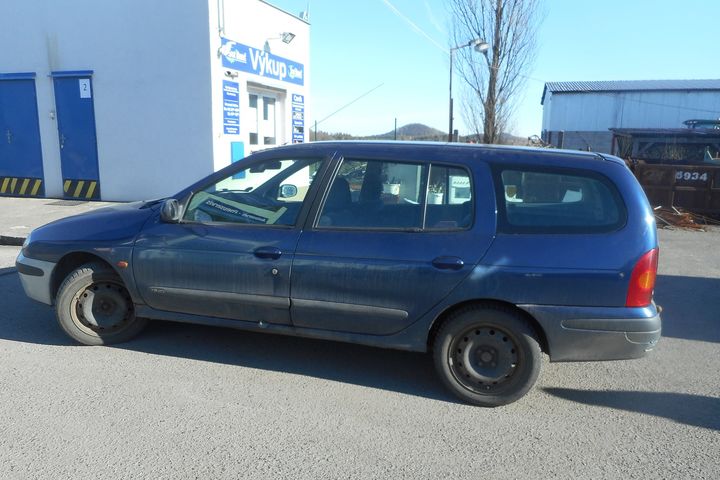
[541,79,720,105]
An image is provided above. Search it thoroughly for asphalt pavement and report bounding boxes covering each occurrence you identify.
[0,219,718,478]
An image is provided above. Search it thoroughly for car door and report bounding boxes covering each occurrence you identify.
[290,155,497,335]
[133,155,327,325]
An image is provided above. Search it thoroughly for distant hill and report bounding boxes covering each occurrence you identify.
[367,123,446,141]
[309,123,529,145]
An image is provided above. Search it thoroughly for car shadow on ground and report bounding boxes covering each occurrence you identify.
[131,320,457,403]
[0,273,457,403]
[655,274,720,343]
[3,271,718,404]
[544,388,720,431]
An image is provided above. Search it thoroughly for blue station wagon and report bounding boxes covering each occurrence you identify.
[16,142,661,406]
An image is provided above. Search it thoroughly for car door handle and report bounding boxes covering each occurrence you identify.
[254,246,282,260]
[432,256,464,270]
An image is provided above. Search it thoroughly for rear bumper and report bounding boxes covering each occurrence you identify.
[520,304,661,362]
[16,252,55,305]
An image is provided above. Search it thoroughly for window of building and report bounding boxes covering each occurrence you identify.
[262,97,276,145]
[248,94,259,145]
[248,91,278,147]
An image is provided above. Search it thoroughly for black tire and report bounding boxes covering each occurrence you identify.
[433,304,542,407]
[55,263,147,346]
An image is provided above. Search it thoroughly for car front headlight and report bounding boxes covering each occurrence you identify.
[21,233,32,254]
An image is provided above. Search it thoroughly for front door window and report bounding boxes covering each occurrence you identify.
[184,157,322,226]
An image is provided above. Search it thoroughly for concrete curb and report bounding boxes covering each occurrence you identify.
[0,235,25,247]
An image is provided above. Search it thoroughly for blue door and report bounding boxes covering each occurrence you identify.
[290,158,497,335]
[52,72,100,200]
[133,155,328,326]
[0,74,45,197]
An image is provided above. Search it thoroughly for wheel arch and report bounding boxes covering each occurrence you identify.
[51,252,118,302]
[427,299,549,355]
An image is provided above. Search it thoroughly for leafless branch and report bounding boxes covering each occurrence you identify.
[449,0,542,144]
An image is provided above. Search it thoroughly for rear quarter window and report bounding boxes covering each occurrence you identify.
[495,167,627,234]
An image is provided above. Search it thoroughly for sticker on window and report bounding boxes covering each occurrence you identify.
[193,192,287,225]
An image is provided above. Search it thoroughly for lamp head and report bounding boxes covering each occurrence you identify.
[472,39,490,53]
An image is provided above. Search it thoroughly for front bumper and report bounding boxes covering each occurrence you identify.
[15,252,56,305]
[521,304,661,362]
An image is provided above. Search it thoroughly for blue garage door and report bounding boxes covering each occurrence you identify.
[52,72,100,200]
[0,73,45,197]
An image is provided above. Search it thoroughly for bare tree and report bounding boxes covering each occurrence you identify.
[450,0,541,144]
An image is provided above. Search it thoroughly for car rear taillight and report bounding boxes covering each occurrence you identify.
[626,248,659,307]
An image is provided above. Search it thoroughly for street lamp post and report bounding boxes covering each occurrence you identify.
[448,38,489,142]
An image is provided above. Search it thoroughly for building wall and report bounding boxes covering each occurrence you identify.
[542,90,720,132]
[542,89,720,153]
[0,0,215,201]
[207,0,310,173]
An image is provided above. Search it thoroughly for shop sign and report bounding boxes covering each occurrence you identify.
[220,37,304,86]
[291,93,305,143]
[222,80,240,135]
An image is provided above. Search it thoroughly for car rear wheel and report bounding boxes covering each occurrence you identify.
[433,305,542,407]
[56,263,147,345]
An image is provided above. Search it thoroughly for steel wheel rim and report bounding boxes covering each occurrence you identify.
[70,280,134,335]
[448,325,520,394]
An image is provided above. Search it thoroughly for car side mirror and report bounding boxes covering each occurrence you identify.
[160,198,182,223]
[279,184,298,198]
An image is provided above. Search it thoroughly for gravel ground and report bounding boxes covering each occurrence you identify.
[0,228,718,479]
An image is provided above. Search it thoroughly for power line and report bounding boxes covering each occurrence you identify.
[379,0,447,54]
[379,1,720,121]
[315,83,385,127]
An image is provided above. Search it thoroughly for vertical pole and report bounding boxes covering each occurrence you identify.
[314,120,317,142]
[394,118,397,140]
[448,48,454,143]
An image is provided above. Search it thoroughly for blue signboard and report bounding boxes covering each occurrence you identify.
[223,80,240,135]
[291,92,305,143]
[220,37,304,86]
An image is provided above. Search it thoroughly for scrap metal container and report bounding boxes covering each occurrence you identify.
[634,163,720,214]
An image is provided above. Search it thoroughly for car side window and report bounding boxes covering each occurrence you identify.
[425,165,474,230]
[184,157,323,226]
[497,168,626,233]
[318,159,427,229]
[316,160,473,231]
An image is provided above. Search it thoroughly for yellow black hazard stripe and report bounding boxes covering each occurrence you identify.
[0,177,44,197]
[63,179,100,200]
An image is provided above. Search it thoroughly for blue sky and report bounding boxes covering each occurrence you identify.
[271,0,720,137]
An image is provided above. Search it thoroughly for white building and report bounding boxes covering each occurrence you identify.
[541,80,720,153]
[0,0,309,201]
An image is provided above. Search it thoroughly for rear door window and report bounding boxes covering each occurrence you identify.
[317,159,426,229]
[497,168,626,233]
[316,159,473,231]
[425,165,473,230]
